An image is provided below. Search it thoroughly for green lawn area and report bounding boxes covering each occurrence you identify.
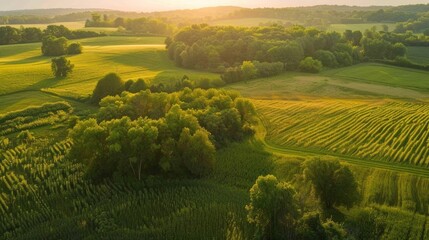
[407,46,429,65]
[0,36,219,98]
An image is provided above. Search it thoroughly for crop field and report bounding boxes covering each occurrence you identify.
[326,23,397,33]
[407,46,429,65]
[254,99,429,168]
[0,36,219,100]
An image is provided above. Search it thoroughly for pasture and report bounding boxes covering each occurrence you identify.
[225,64,429,100]
[0,36,219,100]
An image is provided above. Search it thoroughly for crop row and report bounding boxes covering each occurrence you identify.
[255,99,429,167]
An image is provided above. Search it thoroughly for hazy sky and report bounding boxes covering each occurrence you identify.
[1,0,429,11]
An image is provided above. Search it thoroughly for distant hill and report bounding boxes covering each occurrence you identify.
[0,8,108,17]
[144,6,243,20]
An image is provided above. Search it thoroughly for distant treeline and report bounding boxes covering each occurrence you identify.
[0,24,102,45]
[166,24,416,83]
[85,14,174,35]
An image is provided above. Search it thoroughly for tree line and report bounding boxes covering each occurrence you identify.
[0,24,102,45]
[166,24,410,83]
[85,14,173,35]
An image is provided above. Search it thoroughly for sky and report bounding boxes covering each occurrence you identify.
[1,0,429,12]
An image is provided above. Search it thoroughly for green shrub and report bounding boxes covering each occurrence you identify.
[91,73,125,104]
[299,57,323,73]
[67,42,82,54]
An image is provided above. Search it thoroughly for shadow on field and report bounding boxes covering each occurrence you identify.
[6,55,50,65]
[25,77,60,91]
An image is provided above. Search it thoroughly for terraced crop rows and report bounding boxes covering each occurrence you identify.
[255,99,429,167]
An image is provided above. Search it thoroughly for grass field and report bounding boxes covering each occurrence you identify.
[324,63,429,91]
[326,23,397,33]
[408,46,429,65]
[211,18,301,27]
[225,64,429,100]
[2,21,86,30]
[0,36,219,100]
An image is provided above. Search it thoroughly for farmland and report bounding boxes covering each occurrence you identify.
[2,5,429,238]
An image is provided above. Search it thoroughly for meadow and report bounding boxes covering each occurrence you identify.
[0,36,219,100]
[225,64,429,100]
[2,21,118,33]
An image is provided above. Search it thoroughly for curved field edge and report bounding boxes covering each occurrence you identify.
[253,104,429,179]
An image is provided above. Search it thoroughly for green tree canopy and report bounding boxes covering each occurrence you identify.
[246,175,299,239]
[51,57,74,78]
[303,158,360,210]
[91,73,125,104]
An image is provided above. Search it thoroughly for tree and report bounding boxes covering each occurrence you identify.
[21,27,42,43]
[241,61,257,80]
[352,31,363,46]
[0,26,21,45]
[268,43,304,70]
[303,159,360,210]
[42,35,68,56]
[129,78,149,93]
[67,42,82,55]
[178,128,216,177]
[246,175,299,239]
[91,73,125,104]
[314,50,338,68]
[299,57,323,73]
[51,57,74,78]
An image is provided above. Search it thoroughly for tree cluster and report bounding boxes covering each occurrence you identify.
[70,88,256,181]
[85,14,173,35]
[167,25,364,75]
[0,24,101,46]
[246,174,352,240]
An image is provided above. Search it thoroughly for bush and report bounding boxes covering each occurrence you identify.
[253,61,284,77]
[91,73,125,104]
[67,42,82,55]
[299,57,323,73]
[129,78,149,93]
[51,57,74,78]
[314,50,338,68]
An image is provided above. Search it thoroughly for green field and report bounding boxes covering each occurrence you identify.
[2,21,86,30]
[254,99,429,167]
[211,18,301,27]
[0,36,219,99]
[325,63,429,91]
[408,46,429,65]
[225,64,429,100]
[326,23,397,32]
